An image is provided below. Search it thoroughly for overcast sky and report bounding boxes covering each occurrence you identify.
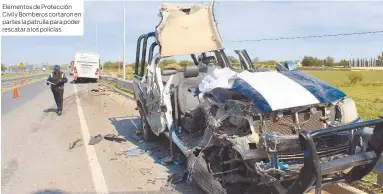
[1,1,383,65]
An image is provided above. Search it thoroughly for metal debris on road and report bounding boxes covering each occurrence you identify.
[125,147,145,157]
[170,171,188,185]
[104,134,127,143]
[68,138,83,151]
[145,147,161,154]
[155,173,170,180]
[160,156,174,165]
[160,154,183,165]
[129,134,143,142]
[89,134,103,145]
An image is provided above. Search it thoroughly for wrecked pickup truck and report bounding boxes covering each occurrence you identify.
[132,2,383,194]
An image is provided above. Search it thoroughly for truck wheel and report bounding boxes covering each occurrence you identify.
[186,154,227,194]
[138,106,156,141]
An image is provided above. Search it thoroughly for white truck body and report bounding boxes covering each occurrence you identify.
[74,52,100,80]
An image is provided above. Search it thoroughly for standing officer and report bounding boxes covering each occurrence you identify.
[47,65,68,115]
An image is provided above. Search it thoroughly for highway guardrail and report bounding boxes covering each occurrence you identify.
[100,75,134,92]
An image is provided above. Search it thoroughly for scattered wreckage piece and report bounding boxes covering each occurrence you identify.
[104,134,127,143]
[89,134,103,145]
[125,147,145,157]
[68,138,83,151]
[131,1,383,194]
[88,134,127,145]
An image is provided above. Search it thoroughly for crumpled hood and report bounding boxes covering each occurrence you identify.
[228,70,346,112]
[200,68,347,113]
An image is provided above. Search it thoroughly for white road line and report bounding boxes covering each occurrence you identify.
[74,85,108,193]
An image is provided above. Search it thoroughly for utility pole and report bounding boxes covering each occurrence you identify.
[123,1,126,80]
[95,22,98,52]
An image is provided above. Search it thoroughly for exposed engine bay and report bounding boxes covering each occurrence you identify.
[182,88,362,192]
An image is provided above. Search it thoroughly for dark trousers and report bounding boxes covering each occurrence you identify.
[51,86,64,111]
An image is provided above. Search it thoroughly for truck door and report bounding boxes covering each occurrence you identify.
[234,49,255,71]
[134,33,164,135]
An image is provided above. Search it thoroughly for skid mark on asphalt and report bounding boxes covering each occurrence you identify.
[74,84,109,193]
[1,159,19,189]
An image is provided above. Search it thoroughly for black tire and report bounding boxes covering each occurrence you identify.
[137,105,157,141]
[187,154,227,194]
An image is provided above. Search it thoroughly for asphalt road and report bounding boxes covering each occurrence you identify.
[1,80,50,115]
[1,76,201,194]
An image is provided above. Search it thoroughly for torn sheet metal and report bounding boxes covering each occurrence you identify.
[156,2,223,57]
[198,69,347,113]
[89,134,103,145]
[104,134,127,143]
[278,70,346,103]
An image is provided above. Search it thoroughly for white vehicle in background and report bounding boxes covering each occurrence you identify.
[73,52,101,83]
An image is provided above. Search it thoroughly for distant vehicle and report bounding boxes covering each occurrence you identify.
[73,52,100,83]
[42,67,46,71]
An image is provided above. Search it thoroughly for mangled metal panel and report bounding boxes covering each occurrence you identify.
[199,69,347,113]
[156,1,223,57]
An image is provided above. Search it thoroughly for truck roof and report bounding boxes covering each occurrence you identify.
[75,51,100,56]
[156,1,223,57]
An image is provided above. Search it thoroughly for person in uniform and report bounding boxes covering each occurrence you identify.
[46,65,68,115]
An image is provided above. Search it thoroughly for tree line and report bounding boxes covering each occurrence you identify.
[101,52,383,70]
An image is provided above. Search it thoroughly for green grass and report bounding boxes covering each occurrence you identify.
[115,84,134,95]
[102,66,134,80]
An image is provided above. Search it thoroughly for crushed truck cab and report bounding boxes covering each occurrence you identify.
[132,1,383,194]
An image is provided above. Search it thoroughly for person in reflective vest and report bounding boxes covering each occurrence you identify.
[46,65,68,115]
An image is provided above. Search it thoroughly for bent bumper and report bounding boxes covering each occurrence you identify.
[286,118,383,194]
